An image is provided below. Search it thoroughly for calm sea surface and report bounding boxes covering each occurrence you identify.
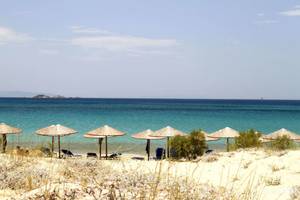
[1,98,300,148]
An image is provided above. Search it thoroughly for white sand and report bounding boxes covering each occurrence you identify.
[1,149,300,199]
[111,150,300,199]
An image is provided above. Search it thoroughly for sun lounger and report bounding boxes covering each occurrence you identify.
[87,152,98,158]
[170,148,177,158]
[131,156,145,160]
[108,152,122,159]
[61,149,81,158]
[155,148,165,160]
[205,149,214,154]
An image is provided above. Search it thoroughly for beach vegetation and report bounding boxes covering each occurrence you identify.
[270,164,285,172]
[290,186,300,199]
[234,129,262,149]
[242,160,252,169]
[264,176,281,186]
[189,130,207,158]
[271,135,294,150]
[169,130,207,160]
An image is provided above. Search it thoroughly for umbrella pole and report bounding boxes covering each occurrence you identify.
[105,136,108,160]
[148,139,150,161]
[2,134,7,153]
[58,136,61,158]
[167,137,169,158]
[226,138,229,152]
[51,136,54,156]
[149,139,151,161]
[98,138,102,160]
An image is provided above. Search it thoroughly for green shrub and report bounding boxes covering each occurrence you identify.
[234,129,262,149]
[169,135,191,159]
[189,130,207,158]
[169,130,207,160]
[271,135,294,150]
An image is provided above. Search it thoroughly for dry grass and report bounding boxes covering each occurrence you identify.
[290,186,300,200]
[270,164,285,172]
[242,160,252,169]
[2,148,299,200]
[0,153,236,200]
[263,176,281,186]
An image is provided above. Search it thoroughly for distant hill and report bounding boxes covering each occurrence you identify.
[0,91,56,98]
[32,94,65,99]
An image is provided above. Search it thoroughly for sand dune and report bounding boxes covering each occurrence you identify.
[1,149,300,199]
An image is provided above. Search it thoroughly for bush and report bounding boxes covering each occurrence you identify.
[169,135,191,159]
[169,130,207,160]
[234,129,262,149]
[271,135,294,150]
[189,130,207,158]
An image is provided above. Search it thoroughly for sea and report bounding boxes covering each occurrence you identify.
[1,98,300,154]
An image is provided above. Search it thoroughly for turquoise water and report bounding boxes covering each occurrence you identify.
[1,98,300,145]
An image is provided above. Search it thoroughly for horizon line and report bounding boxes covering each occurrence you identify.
[1,96,300,101]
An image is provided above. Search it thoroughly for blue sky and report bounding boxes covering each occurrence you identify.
[0,1,300,99]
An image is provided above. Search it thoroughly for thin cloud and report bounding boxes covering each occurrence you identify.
[39,49,59,55]
[70,26,111,35]
[71,34,178,52]
[257,13,265,17]
[0,26,31,45]
[280,6,300,16]
[254,20,279,24]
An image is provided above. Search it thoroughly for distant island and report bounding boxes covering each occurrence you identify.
[32,94,66,99]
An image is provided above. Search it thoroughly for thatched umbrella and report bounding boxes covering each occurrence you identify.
[202,131,219,141]
[84,133,105,159]
[131,129,165,160]
[35,124,77,158]
[86,125,125,159]
[0,123,22,153]
[209,127,239,152]
[150,126,187,158]
[263,128,300,141]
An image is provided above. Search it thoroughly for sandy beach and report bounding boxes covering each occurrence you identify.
[1,149,300,200]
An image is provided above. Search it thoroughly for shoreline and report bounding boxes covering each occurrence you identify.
[5,141,226,155]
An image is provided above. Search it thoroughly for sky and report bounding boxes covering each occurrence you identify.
[0,1,300,99]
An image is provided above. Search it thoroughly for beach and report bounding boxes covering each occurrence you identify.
[2,0,300,199]
[1,149,300,199]
[1,98,300,199]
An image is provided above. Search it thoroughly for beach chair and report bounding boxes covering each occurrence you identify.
[205,149,214,154]
[155,148,165,160]
[170,148,177,158]
[61,149,81,158]
[108,152,122,159]
[87,152,98,158]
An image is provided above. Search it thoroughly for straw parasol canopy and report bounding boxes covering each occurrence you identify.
[35,124,77,158]
[132,129,165,140]
[263,128,300,141]
[210,127,240,152]
[202,131,219,141]
[84,133,105,159]
[86,125,125,159]
[259,135,269,143]
[150,126,187,158]
[0,123,22,153]
[151,126,187,137]
[132,129,165,160]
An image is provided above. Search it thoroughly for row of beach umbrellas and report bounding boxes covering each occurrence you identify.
[1,122,300,159]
